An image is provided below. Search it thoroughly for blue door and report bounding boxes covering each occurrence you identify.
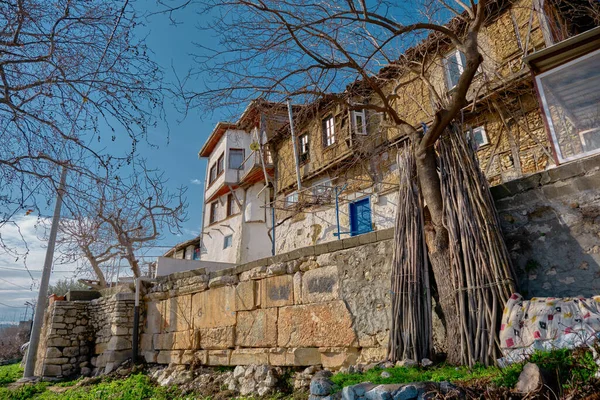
[349,197,372,236]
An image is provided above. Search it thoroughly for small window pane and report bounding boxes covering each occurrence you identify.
[217,153,225,175]
[223,235,233,249]
[299,134,309,163]
[209,165,217,184]
[472,126,489,148]
[229,149,244,169]
[209,201,218,224]
[323,116,336,146]
[353,110,367,135]
[445,50,464,89]
[285,192,298,208]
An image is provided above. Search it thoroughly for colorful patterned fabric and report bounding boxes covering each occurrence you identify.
[499,293,600,365]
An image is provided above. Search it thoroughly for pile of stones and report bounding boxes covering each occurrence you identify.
[224,364,280,396]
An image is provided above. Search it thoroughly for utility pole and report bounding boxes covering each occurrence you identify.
[23,165,68,378]
[286,100,302,191]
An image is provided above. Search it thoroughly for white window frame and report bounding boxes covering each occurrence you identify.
[443,49,465,90]
[352,110,368,135]
[298,133,309,163]
[285,191,298,208]
[471,126,489,148]
[323,115,336,147]
[223,234,233,249]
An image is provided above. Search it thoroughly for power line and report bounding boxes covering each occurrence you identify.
[0,302,26,309]
[0,276,32,291]
[0,266,74,273]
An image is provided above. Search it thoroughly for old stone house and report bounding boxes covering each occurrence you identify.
[265,0,599,254]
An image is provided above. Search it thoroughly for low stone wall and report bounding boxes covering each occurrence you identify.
[141,230,394,369]
[90,292,138,374]
[492,154,600,298]
[34,290,141,377]
[34,301,93,378]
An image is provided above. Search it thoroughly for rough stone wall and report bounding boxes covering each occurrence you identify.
[34,301,93,378]
[141,230,394,370]
[34,291,141,378]
[89,292,138,375]
[492,154,600,297]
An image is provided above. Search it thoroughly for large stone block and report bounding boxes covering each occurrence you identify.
[301,265,339,304]
[145,301,163,334]
[173,331,194,350]
[207,350,231,366]
[140,334,153,352]
[269,347,321,366]
[234,280,256,311]
[107,336,131,351]
[235,308,277,347]
[192,286,236,329]
[153,333,174,350]
[277,301,356,347]
[199,326,235,349]
[164,295,193,332]
[260,275,294,308]
[358,347,387,363]
[319,347,359,369]
[143,351,158,363]
[230,348,269,365]
[157,350,183,365]
[43,364,62,377]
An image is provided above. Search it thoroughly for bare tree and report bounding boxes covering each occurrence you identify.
[176,0,518,364]
[0,0,168,256]
[97,163,188,278]
[56,213,119,288]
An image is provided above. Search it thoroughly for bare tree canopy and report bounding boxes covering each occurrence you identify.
[0,0,167,229]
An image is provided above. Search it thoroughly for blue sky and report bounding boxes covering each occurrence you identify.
[0,2,225,322]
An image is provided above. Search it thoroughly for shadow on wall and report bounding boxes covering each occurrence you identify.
[494,162,600,298]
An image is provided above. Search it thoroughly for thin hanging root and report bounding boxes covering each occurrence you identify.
[387,143,432,362]
[437,127,517,366]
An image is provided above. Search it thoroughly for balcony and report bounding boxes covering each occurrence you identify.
[238,150,274,186]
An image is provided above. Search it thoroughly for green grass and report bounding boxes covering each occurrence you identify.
[331,348,600,392]
[0,363,24,386]
[331,363,501,391]
[0,373,182,400]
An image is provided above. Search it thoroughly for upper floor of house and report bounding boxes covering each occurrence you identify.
[266,0,598,197]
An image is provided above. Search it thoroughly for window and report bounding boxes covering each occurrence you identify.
[443,49,467,89]
[217,153,225,175]
[298,133,309,163]
[471,126,489,149]
[223,235,233,249]
[226,193,236,216]
[285,192,298,208]
[352,110,367,135]
[536,49,600,163]
[311,178,332,202]
[322,115,336,146]
[265,148,273,164]
[209,201,218,224]
[229,148,244,170]
[209,164,217,184]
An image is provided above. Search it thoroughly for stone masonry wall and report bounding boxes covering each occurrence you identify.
[34,301,93,378]
[34,291,141,378]
[90,292,138,375]
[141,229,394,370]
[492,154,600,298]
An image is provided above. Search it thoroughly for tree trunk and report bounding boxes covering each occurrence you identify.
[89,259,108,288]
[415,139,462,364]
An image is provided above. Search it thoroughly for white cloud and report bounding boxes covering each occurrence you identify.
[0,215,79,322]
[189,178,203,185]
